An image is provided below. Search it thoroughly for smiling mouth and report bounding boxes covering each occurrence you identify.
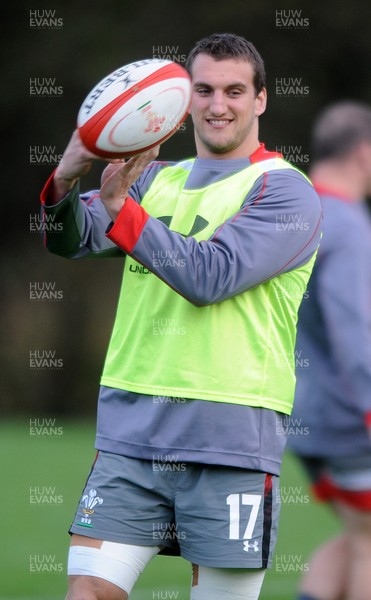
[206,119,233,127]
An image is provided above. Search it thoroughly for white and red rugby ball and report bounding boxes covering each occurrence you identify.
[77,59,191,158]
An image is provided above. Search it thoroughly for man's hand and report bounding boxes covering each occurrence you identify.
[53,129,99,202]
[100,146,160,222]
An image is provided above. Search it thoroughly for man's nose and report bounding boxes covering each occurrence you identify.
[209,92,227,115]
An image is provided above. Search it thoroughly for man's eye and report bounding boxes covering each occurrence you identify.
[196,88,211,95]
[228,90,242,97]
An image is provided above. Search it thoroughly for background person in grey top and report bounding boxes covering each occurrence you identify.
[288,102,371,600]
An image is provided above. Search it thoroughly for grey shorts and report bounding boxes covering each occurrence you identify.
[299,454,371,491]
[70,451,280,568]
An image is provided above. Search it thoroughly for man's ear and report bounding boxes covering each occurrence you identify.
[255,87,267,117]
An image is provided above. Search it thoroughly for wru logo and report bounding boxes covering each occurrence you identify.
[78,489,104,527]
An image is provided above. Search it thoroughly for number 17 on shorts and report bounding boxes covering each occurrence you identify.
[222,473,280,568]
[180,470,280,569]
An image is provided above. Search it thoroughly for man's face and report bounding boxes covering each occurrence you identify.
[189,54,267,159]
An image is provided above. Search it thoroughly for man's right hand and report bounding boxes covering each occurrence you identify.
[52,129,99,203]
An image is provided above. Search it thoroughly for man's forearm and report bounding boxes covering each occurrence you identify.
[52,174,79,204]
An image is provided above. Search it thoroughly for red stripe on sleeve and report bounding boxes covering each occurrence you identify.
[40,169,58,205]
[106,196,149,253]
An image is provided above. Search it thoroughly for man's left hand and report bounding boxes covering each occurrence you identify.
[100,146,160,221]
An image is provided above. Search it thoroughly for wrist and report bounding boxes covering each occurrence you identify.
[53,174,78,202]
[103,197,127,222]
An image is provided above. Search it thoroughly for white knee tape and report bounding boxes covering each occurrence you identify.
[191,565,266,600]
[68,542,161,594]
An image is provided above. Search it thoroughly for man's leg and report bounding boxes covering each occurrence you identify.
[298,534,348,600]
[67,575,128,600]
[298,501,371,600]
[66,534,161,600]
[335,501,371,600]
[190,564,266,600]
[173,467,280,600]
[65,452,177,599]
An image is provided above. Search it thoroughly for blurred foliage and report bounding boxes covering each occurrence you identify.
[3,0,371,414]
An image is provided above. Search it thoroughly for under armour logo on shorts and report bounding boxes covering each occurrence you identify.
[243,540,259,552]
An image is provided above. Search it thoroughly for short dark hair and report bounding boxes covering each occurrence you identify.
[185,33,266,95]
[312,101,371,161]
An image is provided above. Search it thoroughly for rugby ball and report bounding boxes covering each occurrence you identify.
[77,59,191,158]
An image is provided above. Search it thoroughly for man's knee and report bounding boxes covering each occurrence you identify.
[67,540,160,599]
[335,500,371,535]
[66,574,128,600]
[190,564,266,600]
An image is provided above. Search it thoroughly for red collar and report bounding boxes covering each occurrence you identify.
[249,143,283,164]
[313,183,355,203]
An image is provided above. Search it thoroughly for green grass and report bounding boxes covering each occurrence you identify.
[1,419,339,599]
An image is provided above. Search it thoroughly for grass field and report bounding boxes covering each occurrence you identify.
[1,419,339,600]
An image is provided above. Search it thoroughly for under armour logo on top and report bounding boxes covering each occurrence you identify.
[157,215,209,237]
[243,540,259,552]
